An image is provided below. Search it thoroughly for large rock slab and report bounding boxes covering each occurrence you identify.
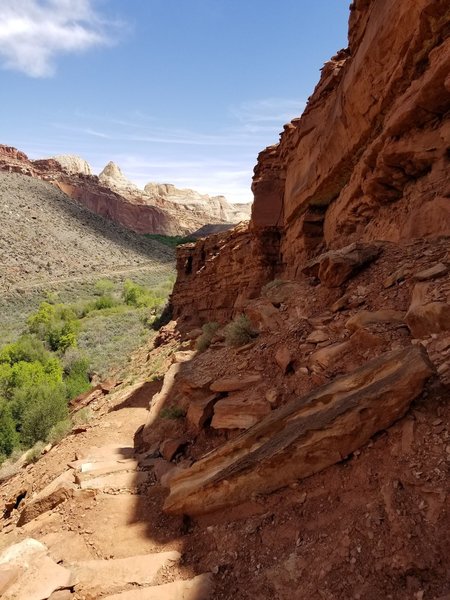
[103,573,214,600]
[17,471,76,527]
[71,551,180,594]
[346,309,405,331]
[406,284,450,338]
[211,394,271,430]
[210,374,262,393]
[164,346,433,516]
[303,243,382,287]
[0,539,72,600]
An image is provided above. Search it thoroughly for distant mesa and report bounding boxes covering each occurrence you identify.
[0,144,251,237]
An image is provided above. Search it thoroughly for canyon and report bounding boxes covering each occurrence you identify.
[0,146,251,237]
[0,0,449,599]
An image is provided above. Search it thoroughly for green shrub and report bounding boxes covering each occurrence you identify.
[196,322,220,352]
[46,419,72,444]
[27,302,80,352]
[0,335,51,366]
[9,360,63,392]
[26,441,46,464]
[94,278,114,296]
[0,401,19,457]
[93,295,117,311]
[65,372,91,400]
[224,315,258,347]
[72,407,93,427]
[160,406,186,419]
[27,302,55,337]
[62,351,91,399]
[12,382,68,447]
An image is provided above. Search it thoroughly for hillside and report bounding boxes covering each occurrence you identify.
[0,172,175,346]
[0,172,173,290]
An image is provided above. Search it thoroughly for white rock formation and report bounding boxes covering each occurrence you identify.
[52,155,92,176]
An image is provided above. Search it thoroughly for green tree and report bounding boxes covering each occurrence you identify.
[12,383,68,447]
[0,400,19,457]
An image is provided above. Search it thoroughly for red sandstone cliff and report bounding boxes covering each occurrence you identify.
[172,0,450,322]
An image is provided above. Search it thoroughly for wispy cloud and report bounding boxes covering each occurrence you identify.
[0,0,120,77]
[230,98,305,126]
[15,96,305,203]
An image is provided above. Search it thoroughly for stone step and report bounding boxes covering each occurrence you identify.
[103,573,214,599]
[79,470,149,491]
[72,551,181,594]
[74,444,135,462]
[73,459,140,483]
[0,538,72,600]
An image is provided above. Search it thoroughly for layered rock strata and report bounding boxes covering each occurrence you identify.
[171,0,450,322]
[164,346,433,515]
[171,223,282,323]
[0,146,250,236]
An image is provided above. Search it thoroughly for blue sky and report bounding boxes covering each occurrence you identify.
[0,1,349,202]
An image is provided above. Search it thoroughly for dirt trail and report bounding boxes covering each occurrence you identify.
[0,372,213,599]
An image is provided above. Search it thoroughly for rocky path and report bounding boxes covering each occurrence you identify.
[0,378,214,599]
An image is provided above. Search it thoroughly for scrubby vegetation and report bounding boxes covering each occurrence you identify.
[160,405,186,419]
[0,276,174,464]
[224,314,259,347]
[144,234,196,248]
[196,322,220,352]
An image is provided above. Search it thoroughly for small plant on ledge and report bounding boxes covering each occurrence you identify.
[224,314,258,347]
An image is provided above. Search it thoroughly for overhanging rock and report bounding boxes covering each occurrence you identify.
[164,345,434,516]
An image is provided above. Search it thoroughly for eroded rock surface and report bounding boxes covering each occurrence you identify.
[164,346,433,515]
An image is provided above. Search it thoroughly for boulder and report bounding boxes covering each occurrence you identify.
[274,346,293,374]
[245,299,284,331]
[160,438,188,461]
[413,263,448,281]
[303,243,382,287]
[186,394,218,430]
[0,539,72,600]
[164,346,433,516]
[17,471,76,526]
[71,551,180,594]
[101,573,214,600]
[306,330,329,343]
[406,284,450,338]
[309,341,350,370]
[346,309,405,331]
[211,394,271,429]
[210,374,262,393]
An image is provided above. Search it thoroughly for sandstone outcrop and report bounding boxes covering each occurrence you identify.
[252,0,450,271]
[171,222,282,323]
[171,0,450,323]
[52,155,92,176]
[164,346,434,515]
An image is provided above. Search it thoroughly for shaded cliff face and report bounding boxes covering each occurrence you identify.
[0,147,250,236]
[172,0,450,321]
[252,0,450,274]
[171,222,281,324]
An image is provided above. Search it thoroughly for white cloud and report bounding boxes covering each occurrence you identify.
[230,98,305,125]
[0,0,116,77]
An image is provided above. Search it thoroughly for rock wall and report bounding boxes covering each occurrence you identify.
[172,0,450,320]
[171,223,282,324]
[252,0,450,275]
